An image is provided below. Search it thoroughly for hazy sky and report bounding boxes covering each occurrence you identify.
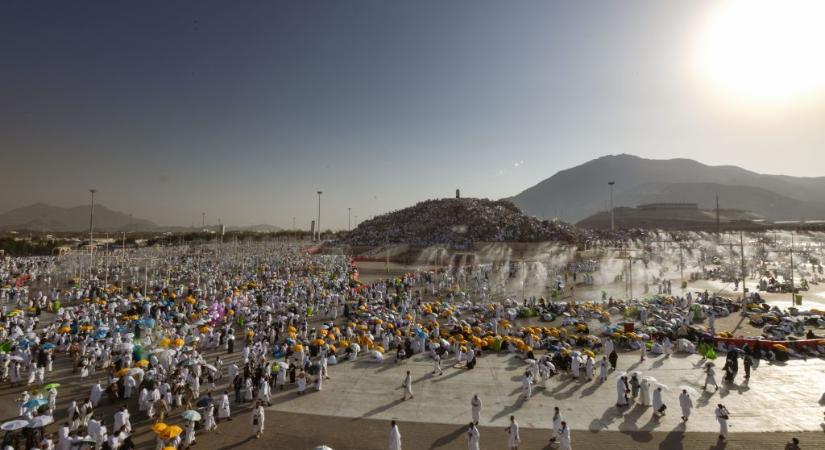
[2,1,824,228]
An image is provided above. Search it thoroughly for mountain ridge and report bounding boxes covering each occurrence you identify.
[509,154,825,223]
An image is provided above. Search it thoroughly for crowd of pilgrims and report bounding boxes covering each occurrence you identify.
[0,245,600,450]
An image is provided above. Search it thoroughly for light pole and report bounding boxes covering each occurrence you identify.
[202,212,206,229]
[608,181,615,232]
[89,189,97,283]
[348,207,351,231]
[316,191,323,241]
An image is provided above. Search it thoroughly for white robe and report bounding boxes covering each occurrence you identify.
[640,380,652,406]
[715,407,729,437]
[403,374,412,398]
[559,426,572,450]
[507,421,520,448]
[90,384,103,406]
[652,389,665,414]
[467,426,480,450]
[388,425,401,450]
[252,406,265,434]
[218,394,230,419]
[679,392,693,418]
[616,378,628,405]
[471,397,481,424]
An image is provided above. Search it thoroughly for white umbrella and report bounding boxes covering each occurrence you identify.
[312,446,334,450]
[28,416,54,428]
[202,364,217,372]
[1,420,29,431]
[276,361,289,369]
[678,385,700,400]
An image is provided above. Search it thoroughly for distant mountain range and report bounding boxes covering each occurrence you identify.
[0,203,157,232]
[509,154,825,223]
[0,204,282,233]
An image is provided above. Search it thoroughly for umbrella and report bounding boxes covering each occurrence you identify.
[161,425,183,439]
[678,385,700,401]
[151,423,168,434]
[129,368,144,376]
[28,416,54,428]
[23,398,48,409]
[41,343,56,350]
[43,383,60,390]
[202,364,217,372]
[312,447,334,450]
[181,410,201,421]
[195,397,213,407]
[9,355,24,362]
[1,420,29,431]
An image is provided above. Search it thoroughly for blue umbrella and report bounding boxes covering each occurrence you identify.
[41,343,56,350]
[23,398,47,409]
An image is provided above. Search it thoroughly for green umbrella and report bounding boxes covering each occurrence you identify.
[43,383,61,390]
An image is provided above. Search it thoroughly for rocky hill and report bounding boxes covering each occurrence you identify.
[341,198,578,247]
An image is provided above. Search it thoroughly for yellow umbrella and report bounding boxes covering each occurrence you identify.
[173,338,184,347]
[116,368,130,377]
[159,337,171,348]
[135,360,149,368]
[152,422,168,434]
[162,425,183,439]
[58,326,71,334]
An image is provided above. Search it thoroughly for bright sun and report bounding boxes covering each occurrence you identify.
[695,0,825,104]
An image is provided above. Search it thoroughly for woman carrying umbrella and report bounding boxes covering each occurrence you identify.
[251,401,265,439]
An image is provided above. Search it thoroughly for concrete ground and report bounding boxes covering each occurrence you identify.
[265,351,825,434]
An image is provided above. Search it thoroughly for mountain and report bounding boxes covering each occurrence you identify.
[227,224,282,233]
[0,203,157,232]
[509,154,825,223]
[342,198,578,246]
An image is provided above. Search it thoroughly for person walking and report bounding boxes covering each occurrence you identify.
[505,416,520,450]
[704,363,719,391]
[467,422,480,450]
[715,404,730,442]
[598,356,608,382]
[743,354,753,380]
[679,389,693,422]
[217,391,231,422]
[402,371,413,400]
[388,420,401,450]
[652,386,666,417]
[251,401,265,439]
[550,407,563,443]
[432,353,443,376]
[558,421,572,450]
[616,375,629,407]
[784,437,800,450]
[470,394,481,425]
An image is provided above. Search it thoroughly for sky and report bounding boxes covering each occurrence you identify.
[2,0,824,229]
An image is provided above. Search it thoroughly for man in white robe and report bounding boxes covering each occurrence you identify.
[388,420,401,450]
[470,394,481,424]
[467,423,480,450]
[679,389,693,422]
[506,416,520,450]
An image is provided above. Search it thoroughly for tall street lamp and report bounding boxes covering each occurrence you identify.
[89,189,97,283]
[608,181,615,232]
[348,208,351,231]
[317,191,323,241]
